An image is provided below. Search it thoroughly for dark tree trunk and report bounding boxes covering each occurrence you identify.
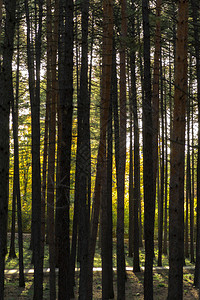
[130,2,140,271]
[9,174,17,258]
[163,43,171,255]
[101,91,114,299]
[158,50,164,267]
[117,1,127,298]
[168,1,188,299]
[87,1,113,298]
[136,16,144,248]
[152,0,162,246]
[34,0,44,297]
[142,0,154,298]
[0,0,16,298]
[191,0,200,287]
[188,55,194,263]
[46,0,58,297]
[25,0,44,296]
[13,16,25,287]
[57,0,73,298]
[128,110,134,258]
[78,0,90,298]
[69,1,81,292]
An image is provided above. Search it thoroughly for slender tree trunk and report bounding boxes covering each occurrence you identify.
[101,62,115,299]
[188,56,194,263]
[14,16,25,287]
[69,1,81,292]
[0,0,16,298]
[87,1,113,298]
[46,0,58,297]
[168,1,188,299]
[152,0,162,231]
[163,43,171,255]
[130,1,140,271]
[142,0,154,298]
[158,50,164,267]
[78,0,90,298]
[191,0,200,287]
[55,82,61,268]
[117,1,127,298]
[136,18,144,247]
[9,181,16,258]
[0,0,2,37]
[129,109,134,258]
[57,0,73,298]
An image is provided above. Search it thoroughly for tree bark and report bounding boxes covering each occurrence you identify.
[57,0,73,298]
[78,0,90,298]
[46,0,58,297]
[168,1,188,299]
[117,1,127,298]
[101,90,114,299]
[191,0,200,287]
[87,1,113,298]
[130,1,140,272]
[0,0,16,298]
[158,50,164,267]
[142,0,154,298]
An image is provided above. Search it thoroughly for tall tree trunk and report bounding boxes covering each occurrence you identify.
[188,55,194,263]
[13,15,25,287]
[9,178,17,258]
[0,0,2,37]
[163,43,171,255]
[136,18,144,247]
[128,108,134,258]
[158,50,164,267]
[57,0,73,298]
[130,1,140,272]
[168,1,188,299]
[0,0,16,298]
[87,1,113,298]
[34,1,44,297]
[78,0,90,298]
[117,1,127,298]
[142,0,154,298]
[191,0,200,287]
[46,0,58,297]
[69,1,81,292]
[152,0,162,231]
[101,73,114,299]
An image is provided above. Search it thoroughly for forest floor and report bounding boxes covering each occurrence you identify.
[4,234,199,299]
[4,268,199,299]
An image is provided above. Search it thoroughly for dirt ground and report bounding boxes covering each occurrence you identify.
[4,269,199,299]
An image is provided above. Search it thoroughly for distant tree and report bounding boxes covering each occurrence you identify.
[168,0,188,299]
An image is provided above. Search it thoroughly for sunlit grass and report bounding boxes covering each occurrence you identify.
[5,234,195,270]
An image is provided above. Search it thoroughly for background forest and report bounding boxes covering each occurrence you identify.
[0,0,199,299]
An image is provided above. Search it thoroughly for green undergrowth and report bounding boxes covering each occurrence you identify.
[5,234,195,270]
